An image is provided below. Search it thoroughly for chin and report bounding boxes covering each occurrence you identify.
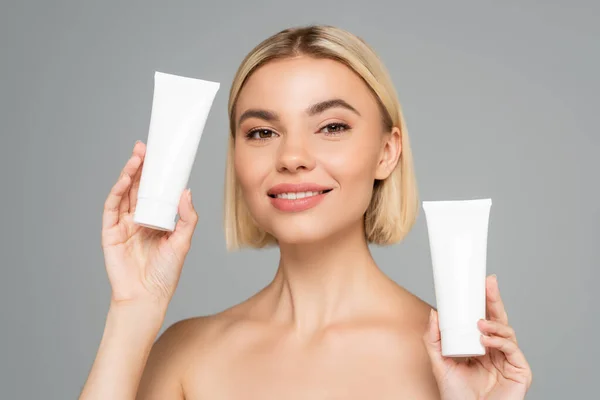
[265,216,338,245]
[273,230,331,245]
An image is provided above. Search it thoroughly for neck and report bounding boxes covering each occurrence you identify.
[265,221,391,335]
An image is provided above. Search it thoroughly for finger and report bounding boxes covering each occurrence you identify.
[167,189,198,257]
[128,141,147,213]
[480,335,529,372]
[103,150,142,229]
[118,148,143,216]
[478,319,517,343]
[116,153,141,215]
[423,309,448,375]
[486,275,508,325]
[102,171,132,230]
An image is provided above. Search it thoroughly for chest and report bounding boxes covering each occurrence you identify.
[184,342,439,400]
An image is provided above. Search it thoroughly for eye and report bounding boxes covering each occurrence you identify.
[319,123,351,135]
[245,128,278,141]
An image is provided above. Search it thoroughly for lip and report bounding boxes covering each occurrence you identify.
[267,183,333,196]
[267,182,334,212]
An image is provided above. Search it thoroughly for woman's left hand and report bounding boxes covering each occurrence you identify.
[424,275,533,400]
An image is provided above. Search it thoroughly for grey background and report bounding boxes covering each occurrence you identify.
[1,0,598,398]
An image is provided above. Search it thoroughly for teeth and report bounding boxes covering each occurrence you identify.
[275,191,324,199]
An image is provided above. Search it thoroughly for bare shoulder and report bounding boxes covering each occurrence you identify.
[136,304,251,399]
[382,283,440,398]
[383,279,435,332]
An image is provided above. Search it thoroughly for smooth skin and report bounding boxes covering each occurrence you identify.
[80,141,199,399]
[80,57,531,400]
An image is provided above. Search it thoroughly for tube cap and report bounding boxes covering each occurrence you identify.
[133,197,177,232]
[441,328,486,357]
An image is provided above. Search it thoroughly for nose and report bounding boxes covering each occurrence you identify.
[276,133,316,173]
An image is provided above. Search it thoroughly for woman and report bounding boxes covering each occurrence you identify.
[80,25,532,399]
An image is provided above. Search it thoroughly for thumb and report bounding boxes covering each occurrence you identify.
[423,309,447,377]
[167,188,199,257]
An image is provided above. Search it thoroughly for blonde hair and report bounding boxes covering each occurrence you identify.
[224,25,419,250]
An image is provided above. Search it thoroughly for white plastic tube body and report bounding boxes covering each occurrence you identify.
[133,71,220,231]
[422,198,492,357]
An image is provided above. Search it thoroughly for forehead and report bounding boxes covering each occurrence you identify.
[235,56,377,118]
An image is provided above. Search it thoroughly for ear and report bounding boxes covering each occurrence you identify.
[375,126,402,180]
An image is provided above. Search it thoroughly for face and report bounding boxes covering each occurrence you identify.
[233,56,401,245]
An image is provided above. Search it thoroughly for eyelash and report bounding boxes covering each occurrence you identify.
[245,123,352,141]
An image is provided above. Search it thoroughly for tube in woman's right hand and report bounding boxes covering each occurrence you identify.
[133,71,220,231]
[423,198,492,357]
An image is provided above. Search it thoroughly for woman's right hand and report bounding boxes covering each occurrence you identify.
[100,140,199,307]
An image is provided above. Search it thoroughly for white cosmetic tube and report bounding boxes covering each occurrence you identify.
[422,198,492,357]
[133,71,220,231]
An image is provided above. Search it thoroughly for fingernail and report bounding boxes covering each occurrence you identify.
[187,188,192,201]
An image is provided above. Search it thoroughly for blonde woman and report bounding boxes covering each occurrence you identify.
[81,25,532,399]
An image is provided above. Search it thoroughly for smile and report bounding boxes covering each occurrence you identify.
[268,189,332,200]
[268,191,332,212]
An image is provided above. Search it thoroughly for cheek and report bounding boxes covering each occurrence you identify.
[319,141,380,212]
[234,147,270,203]
[322,140,380,184]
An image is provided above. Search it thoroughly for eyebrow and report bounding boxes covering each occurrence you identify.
[237,109,279,128]
[306,98,361,117]
[237,98,361,128]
